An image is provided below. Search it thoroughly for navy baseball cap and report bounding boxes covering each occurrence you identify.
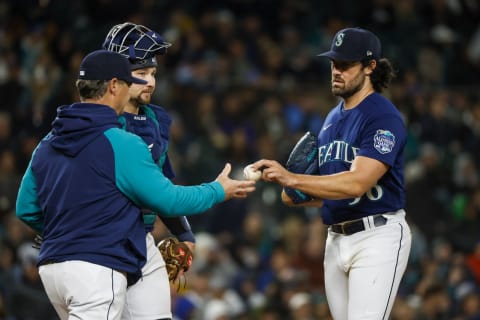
[318,27,381,62]
[78,50,148,84]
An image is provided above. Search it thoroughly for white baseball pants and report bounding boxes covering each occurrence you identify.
[121,232,171,320]
[324,209,412,320]
[39,260,128,320]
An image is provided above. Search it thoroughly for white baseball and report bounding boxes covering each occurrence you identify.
[243,164,261,181]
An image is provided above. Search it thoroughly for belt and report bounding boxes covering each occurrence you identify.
[330,215,387,235]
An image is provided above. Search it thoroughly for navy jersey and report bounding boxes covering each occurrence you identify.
[318,93,406,225]
[118,105,175,179]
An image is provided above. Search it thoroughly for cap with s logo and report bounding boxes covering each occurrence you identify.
[318,27,381,62]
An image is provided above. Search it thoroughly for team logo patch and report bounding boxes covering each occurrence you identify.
[335,33,345,47]
[374,130,395,154]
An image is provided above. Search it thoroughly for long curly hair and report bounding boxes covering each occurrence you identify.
[364,58,397,93]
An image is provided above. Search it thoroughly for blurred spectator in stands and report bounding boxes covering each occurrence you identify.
[0,239,15,318]
[418,91,457,147]
[463,100,480,164]
[204,273,245,319]
[288,291,315,320]
[452,153,479,193]
[0,150,21,220]
[450,187,480,252]
[2,214,33,255]
[447,253,477,310]
[466,242,480,286]
[234,273,266,316]
[4,242,57,320]
[230,210,274,272]
[454,291,480,320]
[391,296,416,320]
[291,216,326,293]
[0,293,6,320]
[0,113,13,155]
[0,57,29,137]
[467,24,480,69]
[282,90,324,136]
[172,269,210,320]
[405,143,450,240]
[414,282,452,320]
[189,232,239,285]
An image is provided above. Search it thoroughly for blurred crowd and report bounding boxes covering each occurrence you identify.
[0,0,480,319]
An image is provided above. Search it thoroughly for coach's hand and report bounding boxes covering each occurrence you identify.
[216,163,256,200]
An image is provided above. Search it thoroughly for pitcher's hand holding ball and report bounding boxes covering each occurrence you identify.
[243,164,262,181]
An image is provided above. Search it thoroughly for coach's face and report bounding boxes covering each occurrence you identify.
[112,78,132,115]
[129,67,157,105]
[330,60,367,99]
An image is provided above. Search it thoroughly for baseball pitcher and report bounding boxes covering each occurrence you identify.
[253,27,411,320]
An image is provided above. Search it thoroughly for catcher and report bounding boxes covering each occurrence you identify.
[102,23,195,320]
[102,22,252,320]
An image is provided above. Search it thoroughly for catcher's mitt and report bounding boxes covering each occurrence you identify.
[157,237,193,282]
[284,131,319,204]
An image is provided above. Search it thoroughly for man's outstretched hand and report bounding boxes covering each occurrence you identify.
[216,163,256,200]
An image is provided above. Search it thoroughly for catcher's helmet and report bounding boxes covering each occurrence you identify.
[102,22,171,70]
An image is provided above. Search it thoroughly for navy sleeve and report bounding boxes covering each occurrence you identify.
[160,216,196,243]
[358,113,406,167]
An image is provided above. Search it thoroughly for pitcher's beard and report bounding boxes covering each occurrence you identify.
[131,94,151,106]
[332,82,363,99]
[332,73,366,99]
